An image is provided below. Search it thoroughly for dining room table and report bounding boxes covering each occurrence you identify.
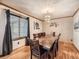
[32,35,59,59]
[38,35,58,50]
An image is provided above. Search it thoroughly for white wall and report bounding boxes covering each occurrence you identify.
[73,10,79,50]
[30,17,43,39]
[43,17,73,42]
[13,39,25,50]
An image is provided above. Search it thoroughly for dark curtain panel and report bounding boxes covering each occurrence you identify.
[2,10,12,56]
[25,17,30,45]
[27,17,30,38]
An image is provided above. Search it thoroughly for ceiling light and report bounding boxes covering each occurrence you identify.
[44,11,51,22]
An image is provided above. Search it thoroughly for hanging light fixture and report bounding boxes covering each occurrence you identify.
[43,0,52,22]
[44,9,52,22]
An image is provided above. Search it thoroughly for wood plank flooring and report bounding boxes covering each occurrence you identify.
[55,42,79,59]
[0,41,79,59]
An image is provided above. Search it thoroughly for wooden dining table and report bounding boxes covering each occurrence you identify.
[39,35,58,50]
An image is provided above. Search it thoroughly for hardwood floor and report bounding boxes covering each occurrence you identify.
[55,42,79,59]
[0,41,79,59]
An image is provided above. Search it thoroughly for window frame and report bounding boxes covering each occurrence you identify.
[10,13,30,40]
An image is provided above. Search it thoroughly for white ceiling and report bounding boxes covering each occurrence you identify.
[1,0,79,20]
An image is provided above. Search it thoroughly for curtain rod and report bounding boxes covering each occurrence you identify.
[4,9,28,19]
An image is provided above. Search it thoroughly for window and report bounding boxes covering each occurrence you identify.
[20,18,28,37]
[10,14,29,40]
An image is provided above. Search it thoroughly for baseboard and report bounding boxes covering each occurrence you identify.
[59,40,73,43]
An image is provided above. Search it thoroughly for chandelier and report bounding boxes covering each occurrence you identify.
[44,11,51,22]
[43,10,58,27]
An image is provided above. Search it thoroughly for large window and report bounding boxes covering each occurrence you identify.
[10,14,29,40]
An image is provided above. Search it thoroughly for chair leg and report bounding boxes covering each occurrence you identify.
[52,54,54,59]
[30,51,32,59]
[55,52,56,57]
[48,55,50,59]
[31,54,32,59]
[43,53,46,59]
[50,53,54,59]
[55,50,57,57]
[42,53,46,59]
[44,52,48,59]
[46,53,49,59]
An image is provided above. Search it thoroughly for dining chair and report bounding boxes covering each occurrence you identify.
[58,33,61,40]
[52,32,55,37]
[33,34,36,39]
[25,37,30,45]
[43,32,46,37]
[52,33,61,58]
[29,40,47,59]
[47,40,57,59]
[38,33,41,38]
[33,34,39,39]
[56,33,61,52]
[47,34,61,59]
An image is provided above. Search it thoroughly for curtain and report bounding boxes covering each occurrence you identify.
[25,17,30,45]
[2,10,12,56]
[27,17,30,38]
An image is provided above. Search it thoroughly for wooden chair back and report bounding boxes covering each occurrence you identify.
[30,40,40,57]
